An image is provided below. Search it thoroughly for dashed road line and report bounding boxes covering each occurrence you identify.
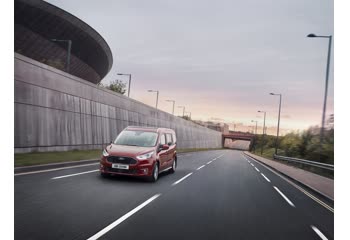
[172,173,193,186]
[196,165,205,170]
[273,186,295,207]
[243,153,334,213]
[311,225,328,240]
[254,167,260,172]
[51,170,99,179]
[87,194,161,240]
[261,173,271,183]
[207,161,213,165]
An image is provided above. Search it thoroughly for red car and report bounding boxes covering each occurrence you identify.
[100,126,177,182]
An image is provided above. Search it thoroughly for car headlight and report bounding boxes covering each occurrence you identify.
[136,151,154,160]
[102,149,109,157]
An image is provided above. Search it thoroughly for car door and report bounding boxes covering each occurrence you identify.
[166,133,175,167]
[158,133,168,170]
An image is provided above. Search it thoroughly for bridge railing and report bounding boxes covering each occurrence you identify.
[273,154,334,171]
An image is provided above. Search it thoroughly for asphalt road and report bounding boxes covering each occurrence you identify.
[15,149,334,240]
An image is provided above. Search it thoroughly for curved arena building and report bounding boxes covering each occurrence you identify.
[15,0,113,83]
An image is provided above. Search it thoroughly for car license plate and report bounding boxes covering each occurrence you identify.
[112,164,129,170]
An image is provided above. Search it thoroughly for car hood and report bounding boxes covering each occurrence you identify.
[106,144,155,157]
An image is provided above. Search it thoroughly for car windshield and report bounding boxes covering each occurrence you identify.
[114,130,158,147]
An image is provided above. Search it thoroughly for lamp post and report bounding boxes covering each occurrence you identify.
[165,100,175,115]
[251,120,258,152]
[251,120,258,135]
[258,110,267,155]
[270,93,282,155]
[178,106,185,117]
[117,73,132,97]
[148,90,159,109]
[50,39,72,73]
[307,33,332,147]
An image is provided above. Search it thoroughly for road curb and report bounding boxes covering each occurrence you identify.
[14,152,198,174]
[243,152,334,204]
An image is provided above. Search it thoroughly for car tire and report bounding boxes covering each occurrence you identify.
[148,162,159,182]
[100,172,109,178]
[169,158,176,174]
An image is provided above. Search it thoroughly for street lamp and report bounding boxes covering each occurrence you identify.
[251,120,258,135]
[178,106,185,117]
[117,73,132,97]
[270,93,282,155]
[307,33,332,147]
[165,100,175,115]
[50,39,72,73]
[258,110,267,155]
[148,90,159,109]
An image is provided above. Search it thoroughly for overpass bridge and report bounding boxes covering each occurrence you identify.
[222,132,255,150]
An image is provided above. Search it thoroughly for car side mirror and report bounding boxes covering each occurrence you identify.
[159,144,169,151]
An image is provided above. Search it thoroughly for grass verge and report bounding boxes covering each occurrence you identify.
[14,148,224,167]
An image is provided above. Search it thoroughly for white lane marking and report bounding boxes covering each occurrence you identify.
[216,154,224,159]
[196,165,205,170]
[51,170,99,179]
[14,163,99,176]
[261,173,271,183]
[311,225,328,240]
[250,163,254,167]
[87,194,161,240]
[254,167,260,172]
[207,161,213,165]
[273,186,295,207]
[243,153,334,212]
[172,173,193,186]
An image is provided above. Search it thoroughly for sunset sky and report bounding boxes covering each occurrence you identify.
[46,0,334,134]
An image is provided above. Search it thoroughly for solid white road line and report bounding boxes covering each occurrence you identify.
[196,165,205,170]
[261,173,271,183]
[87,194,161,240]
[14,163,99,176]
[172,173,193,186]
[273,186,295,207]
[51,170,99,179]
[207,161,213,165]
[254,167,260,172]
[311,225,328,240]
[216,154,224,159]
[243,153,334,212]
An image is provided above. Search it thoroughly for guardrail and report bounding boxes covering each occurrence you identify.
[273,154,334,171]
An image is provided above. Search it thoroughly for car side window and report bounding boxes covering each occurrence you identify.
[172,133,177,144]
[166,133,173,145]
[160,134,166,145]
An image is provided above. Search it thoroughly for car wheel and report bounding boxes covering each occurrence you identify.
[100,172,109,178]
[148,163,159,182]
[169,158,176,173]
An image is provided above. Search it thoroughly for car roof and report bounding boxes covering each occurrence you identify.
[125,126,175,133]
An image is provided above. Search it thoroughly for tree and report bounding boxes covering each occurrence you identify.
[99,80,126,95]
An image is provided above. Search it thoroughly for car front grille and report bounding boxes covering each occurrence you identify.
[106,167,138,174]
[107,156,137,164]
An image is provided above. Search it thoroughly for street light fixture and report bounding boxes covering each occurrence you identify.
[251,120,258,135]
[178,106,185,117]
[148,90,159,109]
[165,100,175,115]
[117,73,132,97]
[50,39,72,73]
[307,33,332,147]
[258,110,267,155]
[270,93,282,155]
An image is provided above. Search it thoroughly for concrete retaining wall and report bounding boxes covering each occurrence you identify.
[14,54,223,153]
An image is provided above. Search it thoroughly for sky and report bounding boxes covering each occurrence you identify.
[46,0,334,134]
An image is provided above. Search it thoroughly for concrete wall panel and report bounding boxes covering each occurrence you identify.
[14,54,223,153]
